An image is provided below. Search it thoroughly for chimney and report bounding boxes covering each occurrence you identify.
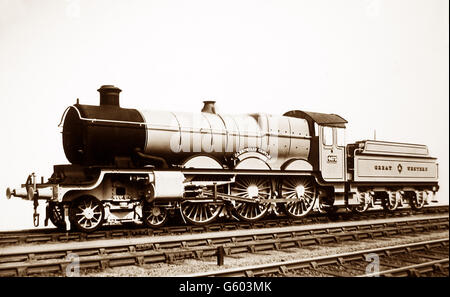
[98,85,121,107]
[201,101,216,114]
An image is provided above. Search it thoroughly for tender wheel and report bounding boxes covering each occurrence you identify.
[142,202,169,228]
[230,176,271,222]
[48,202,66,230]
[69,196,104,232]
[352,192,372,213]
[280,177,317,218]
[381,191,399,211]
[408,191,426,210]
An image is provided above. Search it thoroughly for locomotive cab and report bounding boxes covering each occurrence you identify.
[318,125,346,182]
[284,110,348,182]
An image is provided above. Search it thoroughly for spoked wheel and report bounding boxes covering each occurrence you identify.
[69,196,104,232]
[352,192,372,213]
[280,177,317,218]
[181,201,223,225]
[230,176,271,222]
[48,202,66,230]
[181,185,224,225]
[381,191,399,211]
[408,191,426,210]
[142,202,169,228]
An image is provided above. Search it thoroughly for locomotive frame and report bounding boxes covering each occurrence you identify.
[6,85,439,232]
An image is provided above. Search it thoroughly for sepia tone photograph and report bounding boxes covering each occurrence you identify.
[0,0,448,290]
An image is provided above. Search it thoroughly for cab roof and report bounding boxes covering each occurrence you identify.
[284,110,347,128]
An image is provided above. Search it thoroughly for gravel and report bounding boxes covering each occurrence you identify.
[83,230,449,277]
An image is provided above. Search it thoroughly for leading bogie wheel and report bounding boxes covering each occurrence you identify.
[280,177,317,218]
[69,196,105,232]
[230,176,271,222]
[142,202,169,228]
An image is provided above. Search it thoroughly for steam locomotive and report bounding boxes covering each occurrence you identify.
[6,85,440,232]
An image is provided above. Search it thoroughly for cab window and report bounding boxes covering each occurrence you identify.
[323,127,333,146]
[337,128,346,147]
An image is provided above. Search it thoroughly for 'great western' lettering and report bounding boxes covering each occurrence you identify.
[407,166,427,172]
[374,165,392,171]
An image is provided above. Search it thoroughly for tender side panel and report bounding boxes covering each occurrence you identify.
[354,155,438,182]
[362,141,430,157]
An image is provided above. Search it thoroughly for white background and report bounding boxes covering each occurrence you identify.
[0,0,448,230]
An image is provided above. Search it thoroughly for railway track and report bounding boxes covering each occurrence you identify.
[0,214,447,276]
[184,238,449,277]
[0,205,447,247]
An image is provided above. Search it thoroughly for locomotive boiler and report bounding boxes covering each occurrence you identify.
[6,85,440,232]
